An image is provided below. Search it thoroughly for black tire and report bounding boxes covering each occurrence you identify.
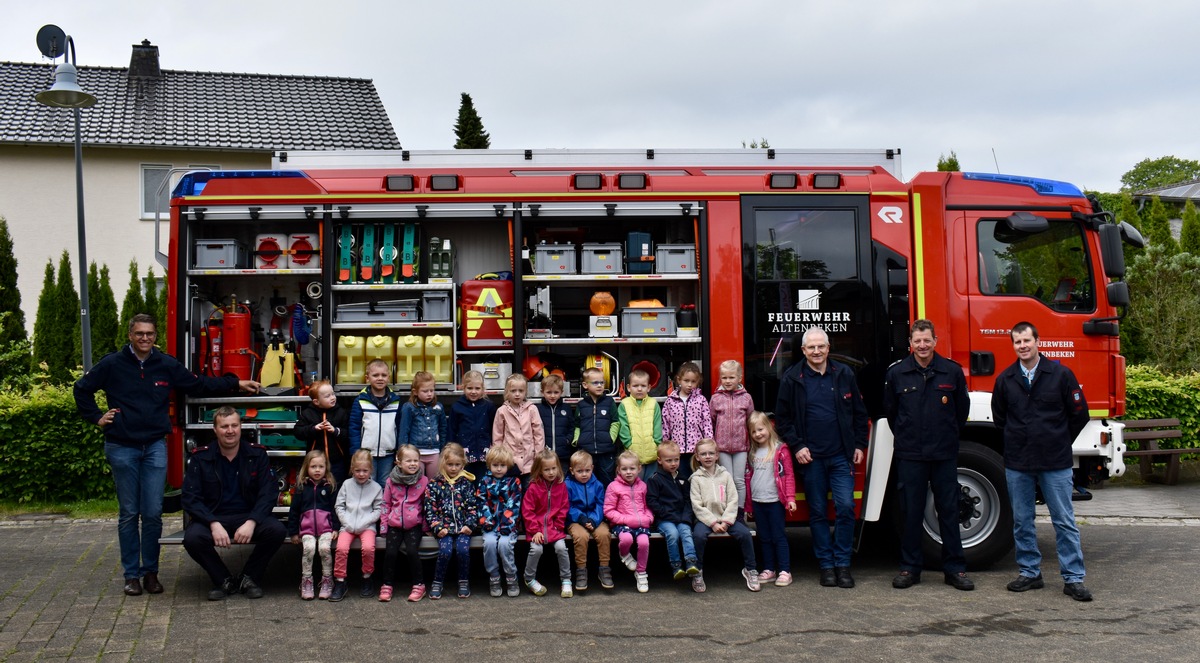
[917,441,1013,571]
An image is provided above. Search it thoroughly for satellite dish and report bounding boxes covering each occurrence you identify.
[36,24,67,59]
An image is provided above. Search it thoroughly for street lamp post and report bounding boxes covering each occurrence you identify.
[35,25,97,371]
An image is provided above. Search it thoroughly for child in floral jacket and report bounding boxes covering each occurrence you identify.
[476,446,523,597]
[423,443,480,599]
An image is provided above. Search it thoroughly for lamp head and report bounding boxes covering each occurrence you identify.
[36,61,96,109]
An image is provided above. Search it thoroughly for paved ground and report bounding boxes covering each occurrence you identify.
[3,481,1200,662]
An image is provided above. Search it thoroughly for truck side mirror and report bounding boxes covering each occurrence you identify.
[1119,221,1146,249]
[1098,223,1125,279]
[1107,281,1130,308]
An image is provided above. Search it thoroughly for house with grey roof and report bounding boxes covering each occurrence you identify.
[0,40,400,336]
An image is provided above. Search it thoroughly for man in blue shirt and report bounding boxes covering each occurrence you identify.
[774,326,869,589]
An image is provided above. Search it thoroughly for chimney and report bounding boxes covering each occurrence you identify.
[128,39,162,79]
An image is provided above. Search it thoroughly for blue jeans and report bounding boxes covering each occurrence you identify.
[434,534,472,584]
[372,455,395,487]
[693,520,756,571]
[1006,467,1085,583]
[105,440,167,579]
[803,454,856,569]
[753,501,791,573]
[657,521,697,569]
[483,530,518,577]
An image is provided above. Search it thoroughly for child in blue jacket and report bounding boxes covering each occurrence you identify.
[565,450,613,591]
[448,370,496,479]
[399,371,449,480]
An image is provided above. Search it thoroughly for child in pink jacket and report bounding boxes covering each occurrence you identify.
[604,450,655,593]
[662,362,713,477]
[493,374,546,479]
[379,445,429,602]
[522,449,572,597]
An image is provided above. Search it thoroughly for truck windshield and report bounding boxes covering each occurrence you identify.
[977,219,1095,312]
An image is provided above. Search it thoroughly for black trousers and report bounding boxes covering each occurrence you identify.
[183,514,287,586]
[382,527,424,587]
[897,458,966,574]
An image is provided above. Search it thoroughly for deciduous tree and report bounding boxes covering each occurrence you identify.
[1120,156,1200,192]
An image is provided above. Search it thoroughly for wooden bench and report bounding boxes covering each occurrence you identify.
[1122,418,1196,485]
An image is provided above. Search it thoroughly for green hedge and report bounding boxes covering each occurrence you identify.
[1124,364,1200,450]
[0,384,113,502]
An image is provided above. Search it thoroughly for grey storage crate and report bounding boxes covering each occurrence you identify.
[421,291,452,321]
[581,243,623,274]
[194,239,247,269]
[336,299,419,323]
[621,307,677,337]
[533,243,578,274]
[655,244,697,273]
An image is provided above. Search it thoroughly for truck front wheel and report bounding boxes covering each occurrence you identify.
[919,441,1013,571]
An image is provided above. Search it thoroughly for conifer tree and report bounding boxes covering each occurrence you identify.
[0,218,26,349]
[119,259,146,337]
[1180,200,1200,256]
[1142,196,1177,255]
[143,267,163,349]
[89,262,120,360]
[453,93,491,149]
[54,251,81,381]
[31,260,56,374]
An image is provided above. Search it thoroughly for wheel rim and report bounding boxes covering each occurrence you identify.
[922,468,1002,549]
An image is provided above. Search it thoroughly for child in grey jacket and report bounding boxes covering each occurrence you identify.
[330,450,383,601]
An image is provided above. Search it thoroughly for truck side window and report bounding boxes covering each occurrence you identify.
[977,219,1095,312]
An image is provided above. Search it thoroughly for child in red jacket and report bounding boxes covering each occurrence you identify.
[745,412,797,587]
[522,449,571,598]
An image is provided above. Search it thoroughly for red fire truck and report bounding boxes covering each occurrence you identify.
[161,148,1141,567]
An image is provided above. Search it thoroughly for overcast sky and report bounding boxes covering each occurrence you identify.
[3,0,1197,192]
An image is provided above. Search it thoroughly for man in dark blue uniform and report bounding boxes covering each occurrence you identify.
[774,326,868,589]
[182,407,285,600]
[883,319,973,591]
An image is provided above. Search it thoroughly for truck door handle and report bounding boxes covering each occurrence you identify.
[970,351,994,376]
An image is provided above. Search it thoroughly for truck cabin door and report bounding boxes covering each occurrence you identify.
[740,195,883,416]
[967,212,1106,401]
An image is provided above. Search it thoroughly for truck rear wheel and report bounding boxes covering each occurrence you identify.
[920,441,1013,571]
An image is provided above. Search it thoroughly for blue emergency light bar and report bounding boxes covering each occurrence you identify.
[172,170,305,198]
[962,172,1083,197]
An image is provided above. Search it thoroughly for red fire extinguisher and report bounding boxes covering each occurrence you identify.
[200,310,224,376]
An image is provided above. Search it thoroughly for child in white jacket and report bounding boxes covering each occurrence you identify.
[330,450,383,601]
[689,439,760,593]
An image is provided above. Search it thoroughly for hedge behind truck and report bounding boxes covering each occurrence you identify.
[0,384,111,503]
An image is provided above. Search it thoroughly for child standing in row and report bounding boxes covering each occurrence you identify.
[646,441,699,584]
[492,374,545,481]
[398,371,448,480]
[288,451,340,600]
[691,438,759,593]
[537,374,576,472]
[746,411,797,587]
[663,362,713,477]
[449,370,496,479]
[379,445,429,602]
[424,443,479,599]
[604,450,654,593]
[330,450,382,602]
[349,359,402,486]
[476,446,523,598]
[522,449,573,598]
[574,367,619,484]
[296,380,350,481]
[710,360,754,512]
[566,450,614,591]
[618,369,663,481]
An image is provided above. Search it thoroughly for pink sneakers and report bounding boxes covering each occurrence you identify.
[378,584,394,602]
[300,576,315,600]
[407,584,426,602]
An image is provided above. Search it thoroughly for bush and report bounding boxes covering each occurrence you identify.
[0,383,112,502]
[1124,364,1200,450]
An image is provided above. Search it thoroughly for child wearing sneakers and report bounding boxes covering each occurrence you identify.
[288,450,339,600]
[522,449,572,598]
[379,445,428,602]
[746,411,797,587]
[604,450,654,593]
[330,450,382,602]
[536,374,576,472]
[476,446,523,597]
[710,360,754,511]
[690,438,759,593]
[448,370,497,479]
[566,450,614,591]
[618,368,663,481]
[646,441,700,584]
[424,443,480,599]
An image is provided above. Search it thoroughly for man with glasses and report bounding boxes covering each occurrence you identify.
[774,326,868,589]
[75,314,260,597]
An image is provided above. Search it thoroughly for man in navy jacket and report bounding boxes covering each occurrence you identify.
[74,314,259,597]
[774,326,868,589]
[182,407,284,600]
[883,319,972,591]
[992,321,1092,602]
